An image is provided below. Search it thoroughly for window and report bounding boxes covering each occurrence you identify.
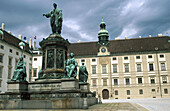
[162,76,167,83]
[92,59,96,62]
[0,55,3,63]
[125,64,129,72]
[138,78,143,84]
[152,89,155,92]
[33,68,37,77]
[0,67,3,78]
[149,63,154,71]
[125,78,130,85]
[9,49,12,53]
[139,89,143,94]
[92,66,96,74]
[8,57,12,66]
[92,79,96,86]
[161,63,166,71]
[124,57,128,60]
[103,79,107,86]
[102,65,107,73]
[113,64,117,73]
[136,56,140,59]
[114,79,118,85]
[164,89,168,94]
[0,45,4,49]
[34,58,37,61]
[115,90,118,95]
[127,90,130,95]
[160,55,164,58]
[112,57,116,60]
[81,59,85,62]
[150,77,155,84]
[148,55,152,58]
[16,52,19,55]
[8,67,12,79]
[24,55,26,58]
[137,64,141,72]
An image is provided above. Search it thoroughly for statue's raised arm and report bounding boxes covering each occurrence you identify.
[43,3,63,35]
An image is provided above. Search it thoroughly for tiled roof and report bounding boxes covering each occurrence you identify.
[68,36,170,57]
[0,29,32,54]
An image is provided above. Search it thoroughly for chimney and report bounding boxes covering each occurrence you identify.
[158,34,162,37]
[149,35,152,37]
[1,23,5,30]
[125,36,128,39]
[33,40,36,49]
[18,34,22,40]
[139,36,141,38]
[29,38,32,48]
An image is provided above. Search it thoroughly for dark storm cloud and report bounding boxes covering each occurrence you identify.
[0,0,170,47]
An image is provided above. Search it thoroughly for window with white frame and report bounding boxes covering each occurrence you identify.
[112,57,116,60]
[162,76,167,83]
[138,78,143,84]
[127,90,130,95]
[164,88,168,94]
[161,63,166,71]
[113,64,117,73]
[92,65,96,74]
[103,78,107,86]
[139,89,143,94]
[0,66,2,78]
[148,55,152,58]
[115,90,118,95]
[137,64,141,72]
[160,54,164,58]
[92,79,96,86]
[124,57,128,60]
[102,65,107,73]
[0,55,3,63]
[113,79,118,85]
[125,78,130,85]
[124,64,129,72]
[92,59,96,62]
[33,68,37,77]
[150,77,155,84]
[149,63,154,71]
[136,56,140,59]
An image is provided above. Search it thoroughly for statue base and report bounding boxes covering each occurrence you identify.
[7,81,28,93]
[79,82,90,92]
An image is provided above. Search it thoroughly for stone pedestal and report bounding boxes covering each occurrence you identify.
[7,81,28,93]
[79,83,90,92]
[39,34,70,79]
[60,79,79,91]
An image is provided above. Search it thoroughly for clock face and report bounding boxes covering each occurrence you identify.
[101,47,106,53]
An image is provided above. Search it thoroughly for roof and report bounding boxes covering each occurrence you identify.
[68,36,170,57]
[0,29,32,54]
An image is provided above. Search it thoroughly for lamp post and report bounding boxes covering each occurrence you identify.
[19,42,25,56]
[155,47,162,98]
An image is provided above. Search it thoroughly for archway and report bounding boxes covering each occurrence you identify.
[102,89,109,99]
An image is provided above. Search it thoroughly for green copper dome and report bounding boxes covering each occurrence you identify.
[98,18,109,37]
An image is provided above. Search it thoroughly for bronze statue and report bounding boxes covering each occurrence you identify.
[11,56,27,81]
[79,63,88,83]
[43,3,63,34]
[65,53,77,78]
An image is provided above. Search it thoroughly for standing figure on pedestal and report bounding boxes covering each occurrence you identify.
[43,3,63,34]
[79,63,88,83]
[11,56,27,81]
[65,53,77,78]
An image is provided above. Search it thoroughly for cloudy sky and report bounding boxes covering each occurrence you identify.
[0,0,170,47]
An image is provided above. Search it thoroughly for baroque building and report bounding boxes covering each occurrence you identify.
[68,19,170,99]
[0,23,32,92]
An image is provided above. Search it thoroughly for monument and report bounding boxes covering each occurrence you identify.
[0,3,97,109]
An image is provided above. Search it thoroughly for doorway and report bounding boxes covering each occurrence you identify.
[102,89,109,99]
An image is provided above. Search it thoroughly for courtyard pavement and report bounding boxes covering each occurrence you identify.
[102,98,170,111]
[1,98,169,111]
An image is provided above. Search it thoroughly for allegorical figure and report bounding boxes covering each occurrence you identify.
[11,56,27,81]
[43,3,63,34]
[65,53,78,78]
[79,63,88,83]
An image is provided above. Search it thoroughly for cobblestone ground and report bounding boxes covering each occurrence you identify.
[0,103,148,111]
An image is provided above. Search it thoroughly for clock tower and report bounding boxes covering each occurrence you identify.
[98,17,109,46]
